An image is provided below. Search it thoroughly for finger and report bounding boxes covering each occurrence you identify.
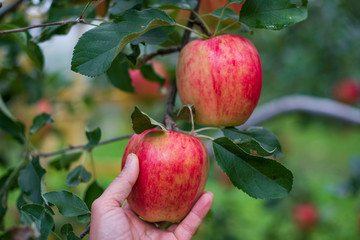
[174,191,214,240]
[100,153,139,206]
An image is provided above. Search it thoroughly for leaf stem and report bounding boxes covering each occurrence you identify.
[80,1,93,19]
[175,23,209,39]
[196,135,215,141]
[213,7,226,37]
[194,127,222,133]
[217,21,241,34]
[191,11,212,36]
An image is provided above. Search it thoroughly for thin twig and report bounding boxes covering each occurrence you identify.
[79,224,90,239]
[0,18,87,35]
[162,0,201,131]
[137,45,181,68]
[238,95,360,130]
[35,134,133,158]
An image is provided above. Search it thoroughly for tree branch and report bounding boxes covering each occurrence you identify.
[79,224,90,239]
[238,95,360,130]
[0,18,87,35]
[34,134,133,158]
[137,45,182,68]
[162,0,201,131]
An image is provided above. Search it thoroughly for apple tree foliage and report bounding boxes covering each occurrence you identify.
[0,0,307,238]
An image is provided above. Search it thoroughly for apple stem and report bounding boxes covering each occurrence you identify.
[188,105,195,135]
[213,4,229,37]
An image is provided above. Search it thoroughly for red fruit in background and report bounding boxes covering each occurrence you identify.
[122,129,209,223]
[93,0,108,17]
[36,98,52,114]
[130,61,170,100]
[176,34,262,127]
[199,0,246,14]
[333,78,360,105]
[293,202,319,232]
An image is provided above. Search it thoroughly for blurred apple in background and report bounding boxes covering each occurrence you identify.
[199,0,246,14]
[333,78,360,105]
[130,61,170,100]
[292,202,319,232]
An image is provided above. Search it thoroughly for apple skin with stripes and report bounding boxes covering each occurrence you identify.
[176,34,262,127]
[121,129,209,223]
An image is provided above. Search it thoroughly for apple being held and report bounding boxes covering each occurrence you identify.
[121,129,209,223]
[333,78,360,105]
[292,202,319,232]
[176,34,262,127]
[129,61,170,100]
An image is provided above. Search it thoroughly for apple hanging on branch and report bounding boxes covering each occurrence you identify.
[176,34,262,127]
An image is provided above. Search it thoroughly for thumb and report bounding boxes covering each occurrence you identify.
[101,153,139,206]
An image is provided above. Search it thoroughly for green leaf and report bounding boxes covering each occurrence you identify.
[84,181,104,210]
[61,224,81,240]
[71,8,175,77]
[20,204,54,240]
[37,24,75,43]
[0,97,25,144]
[47,0,96,22]
[126,44,141,65]
[223,127,283,158]
[106,53,134,93]
[211,7,239,21]
[140,64,166,86]
[65,165,92,187]
[213,137,293,199]
[240,0,308,30]
[0,24,44,69]
[18,156,46,204]
[131,106,167,134]
[85,127,101,150]
[43,191,90,217]
[0,190,8,223]
[77,213,91,223]
[0,167,22,222]
[29,113,54,135]
[131,26,175,45]
[149,0,198,10]
[49,151,83,170]
[109,0,142,16]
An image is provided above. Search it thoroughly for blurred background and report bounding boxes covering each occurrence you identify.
[1,0,360,239]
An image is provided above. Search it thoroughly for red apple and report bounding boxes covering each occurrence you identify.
[293,202,319,232]
[176,34,262,127]
[121,129,209,223]
[333,78,360,105]
[130,61,170,100]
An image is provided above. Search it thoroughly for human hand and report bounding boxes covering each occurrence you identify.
[90,153,214,240]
